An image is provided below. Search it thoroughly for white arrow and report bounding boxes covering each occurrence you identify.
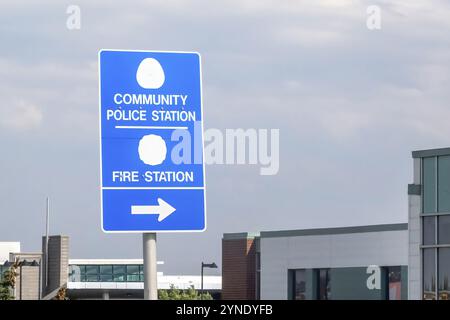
[131,198,176,222]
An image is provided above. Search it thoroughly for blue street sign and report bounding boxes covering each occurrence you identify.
[98,50,206,232]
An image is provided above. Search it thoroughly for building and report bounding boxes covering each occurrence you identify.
[408,147,450,300]
[0,242,20,263]
[0,242,42,300]
[221,233,260,300]
[223,223,408,300]
[0,237,221,300]
[67,259,221,299]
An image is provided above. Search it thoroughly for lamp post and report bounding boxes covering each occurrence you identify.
[201,262,217,300]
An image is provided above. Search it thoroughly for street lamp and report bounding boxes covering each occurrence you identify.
[201,262,217,300]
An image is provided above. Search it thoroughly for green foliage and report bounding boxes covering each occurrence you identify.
[0,285,14,300]
[0,262,19,300]
[158,284,213,300]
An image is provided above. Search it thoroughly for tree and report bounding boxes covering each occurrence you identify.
[158,284,213,300]
[55,287,68,300]
[0,259,20,300]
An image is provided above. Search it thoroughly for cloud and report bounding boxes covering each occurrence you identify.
[0,0,449,274]
[0,57,97,141]
[0,100,43,131]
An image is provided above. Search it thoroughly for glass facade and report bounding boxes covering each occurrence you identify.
[292,269,306,300]
[421,155,450,300]
[289,266,404,300]
[423,157,436,213]
[438,248,450,300]
[69,264,144,282]
[438,156,450,212]
[423,216,435,245]
[316,268,331,300]
[386,266,402,300]
[0,266,6,280]
[438,216,450,244]
[423,249,436,300]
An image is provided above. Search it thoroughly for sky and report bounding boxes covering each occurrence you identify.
[0,0,450,275]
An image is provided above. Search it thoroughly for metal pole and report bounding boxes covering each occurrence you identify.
[45,197,49,290]
[20,264,23,300]
[201,263,204,300]
[143,233,157,300]
[38,261,41,300]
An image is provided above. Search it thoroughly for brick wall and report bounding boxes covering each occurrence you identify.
[222,237,257,300]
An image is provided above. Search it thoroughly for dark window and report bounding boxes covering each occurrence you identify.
[126,265,140,282]
[113,274,126,282]
[100,274,113,282]
[438,156,450,212]
[100,265,113,275]
[86,274,99,282]
[423,216,436,245]
[139,265,144,282]
[386,266,402,300]
[86,265,99,275]
[316,269,331,300]
[293,270,306,300]
[85,265,99,282]
[113,265,126,282]
[423,157,437,213]
[98,265,113,282]
[113,265,126,274]
[423,248,436,300]
[438,216,450,245]
[438,248,450,300]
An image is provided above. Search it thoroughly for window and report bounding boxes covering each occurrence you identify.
[139,265,145,282]
[386,266,402,300]
[100,265,112,275]
[69,265,83,282]
[438,248,450,300]
[68,264,147,282]
[423,249,436,300]
[85,265,99,282]
[113,265,126,282]
[126,265,140,282]
[100,265,113,282]
[423,216,436,245]
[438,216,450,245]
[423,157,436,213]
[438,156,450,212]
[316,269,331,300]
[292,269,306,300]
[421,155,450,300]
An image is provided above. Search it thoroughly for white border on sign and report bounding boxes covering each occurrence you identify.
[98,49,207,234]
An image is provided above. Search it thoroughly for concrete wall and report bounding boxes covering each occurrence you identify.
[15,265,41,300]
[408,157,422,300]
[42,235,69,295]
[260,229,408,299]
[9,253,42,300]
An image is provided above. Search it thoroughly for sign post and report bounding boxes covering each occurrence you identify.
[98,50,206,299]
[143,233,157,300]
